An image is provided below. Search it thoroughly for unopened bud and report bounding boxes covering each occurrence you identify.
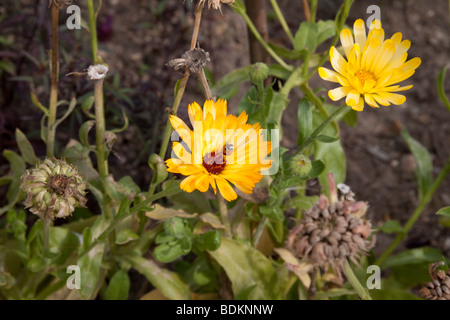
[249,62,269,83]
[289,154,312,177]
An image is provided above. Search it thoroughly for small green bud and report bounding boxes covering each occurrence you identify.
[249,62,269,83]
[289,154,312,177]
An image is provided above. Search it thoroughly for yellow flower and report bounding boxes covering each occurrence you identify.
[319,19,421,111]
[166,99,272,201]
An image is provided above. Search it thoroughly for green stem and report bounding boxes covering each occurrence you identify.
[343,260,372,300]
[309,0,318,23]
[301,83,340,134]
[94,79,109,179]
[47,4,59,157]
[217,193,231,238]
[78,186,181,259]
[87,0,99,64]
[295,103,348,156]
[269,0,294,44]
[376,157,450,267]
[42,219,51,260]
[234,2,292,71]
[158,71,189,160]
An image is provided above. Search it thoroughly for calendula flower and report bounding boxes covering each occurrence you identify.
[20,158,87,221]
[319,19,421,111]
[166,99,272,201]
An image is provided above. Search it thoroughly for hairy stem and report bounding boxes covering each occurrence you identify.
[343,260,372,300]
[47,4,59,157]
[376,157,450,267]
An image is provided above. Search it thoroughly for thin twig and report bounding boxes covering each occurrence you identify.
[302,0,310,22]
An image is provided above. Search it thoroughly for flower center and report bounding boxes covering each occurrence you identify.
[48,174,70,195]
[203,151,226,175]
[355,70,376,87]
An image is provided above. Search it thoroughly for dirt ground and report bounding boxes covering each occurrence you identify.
[1,0,450,258]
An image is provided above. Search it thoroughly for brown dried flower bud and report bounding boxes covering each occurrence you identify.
[286,174,375,277]
[167,48,210,74]
[20,158,87,221]
[419,262,450,300]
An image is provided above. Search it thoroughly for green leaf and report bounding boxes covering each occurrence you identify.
[0,150,26,215]
[194,230,221,251]
[268,64,292,81]
[378,220,404,234]
[116,229,139,245]
[294,21,318,52]
[437,66,450,111]
[314,139,346,192]
[105,269,130,300]
[268,42,305,60]
[145,204,198,220]
[30,92,48,115]
[436,206,450,217]
[307,160,325,179]
[26,256,46,273]
[316,20,336,45]
[79,120,95,148]
[123,254,190,300]
[15,129,39,166]
[315,134,338,143]
[401,129,433,200]
[208,238,280,299]
[382,247,443,269]
[297,98,313,146]
[267,91,289,127]
[342,109,358,127]
[48,227,80,265]
[162,180,212,214]
[212,66,251,99]
[53,97,77,128]
[77,216,108,299]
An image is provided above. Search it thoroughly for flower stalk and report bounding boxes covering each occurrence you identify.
[47,3,59,157]
[87,0,100,64]
[343,260,372,300]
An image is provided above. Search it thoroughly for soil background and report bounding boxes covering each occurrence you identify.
[1,0,450,259]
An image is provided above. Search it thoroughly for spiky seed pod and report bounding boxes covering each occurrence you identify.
[419,262,450,300]
[286,174,375,277]
[20,158,87,221]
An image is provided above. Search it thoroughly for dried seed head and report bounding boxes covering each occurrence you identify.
[167,48,210,74]
[20,158,87,221]
[419,262,450,300]
[87,64,109,80]
[286,174,374,277]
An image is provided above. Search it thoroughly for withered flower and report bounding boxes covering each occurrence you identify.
[419,262,450,300]
[167,48,210,74]
[286,173,375,277]
[20,158,87,221]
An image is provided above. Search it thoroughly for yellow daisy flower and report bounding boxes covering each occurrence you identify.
[319,19,421,111]
[166,99,272,201]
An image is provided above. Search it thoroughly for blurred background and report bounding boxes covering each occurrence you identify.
[0,0,449,256]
